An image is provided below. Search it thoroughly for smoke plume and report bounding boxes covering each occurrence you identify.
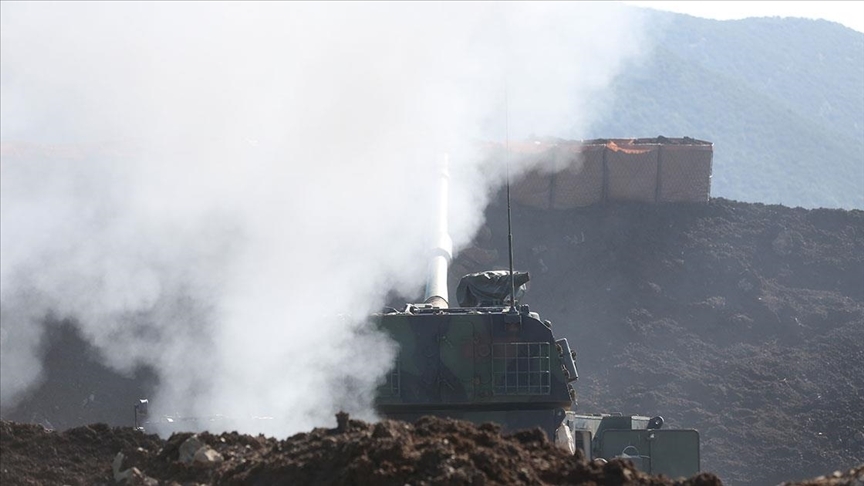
[0,2,649,435]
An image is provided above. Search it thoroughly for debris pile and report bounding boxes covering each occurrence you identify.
[1,415,725,485]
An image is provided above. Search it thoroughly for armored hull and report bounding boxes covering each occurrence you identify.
[375,303,575,438]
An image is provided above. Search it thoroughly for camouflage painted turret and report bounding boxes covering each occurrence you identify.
[375,276,580,433]
[372,154,700,478]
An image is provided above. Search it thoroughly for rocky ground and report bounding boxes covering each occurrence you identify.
[2,197,863,485]
[1,415,729,486]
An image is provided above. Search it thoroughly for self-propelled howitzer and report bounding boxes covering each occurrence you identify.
[371,155,700,478]
[375,291,576,436]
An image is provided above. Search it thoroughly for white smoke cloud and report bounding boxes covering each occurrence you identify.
[0,2,650,435]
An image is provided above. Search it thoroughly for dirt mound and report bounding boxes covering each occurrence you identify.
[778,466,864,486]
[0,420,162,485]
[1,415,724,486]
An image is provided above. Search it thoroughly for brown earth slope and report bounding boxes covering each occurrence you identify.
[2,197,863,485]
[461,197,864,486]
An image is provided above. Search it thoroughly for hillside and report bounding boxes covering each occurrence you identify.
[462,196,864,485]
[588,13,864,210]
[3,197,863,485]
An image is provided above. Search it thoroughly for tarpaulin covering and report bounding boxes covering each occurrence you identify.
[657,143,713,203]
[498,137,713,208]
[605,141,660,203]
[511,167,552,209]
[551,144,604,209]
[456,270,530,307]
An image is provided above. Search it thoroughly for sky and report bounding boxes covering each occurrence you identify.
[623,1,864,33]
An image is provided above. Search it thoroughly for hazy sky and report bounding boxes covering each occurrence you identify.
[624,1,864,33]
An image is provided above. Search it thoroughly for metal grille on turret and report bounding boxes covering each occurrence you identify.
[492,342,551,395]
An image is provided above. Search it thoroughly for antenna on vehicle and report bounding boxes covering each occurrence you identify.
[505,82,517,313]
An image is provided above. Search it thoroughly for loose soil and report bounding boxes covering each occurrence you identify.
[1,416,729,486]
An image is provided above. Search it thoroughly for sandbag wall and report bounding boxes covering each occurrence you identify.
[509,137,713,209]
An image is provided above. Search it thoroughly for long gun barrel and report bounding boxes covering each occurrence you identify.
[423,154,452,308]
